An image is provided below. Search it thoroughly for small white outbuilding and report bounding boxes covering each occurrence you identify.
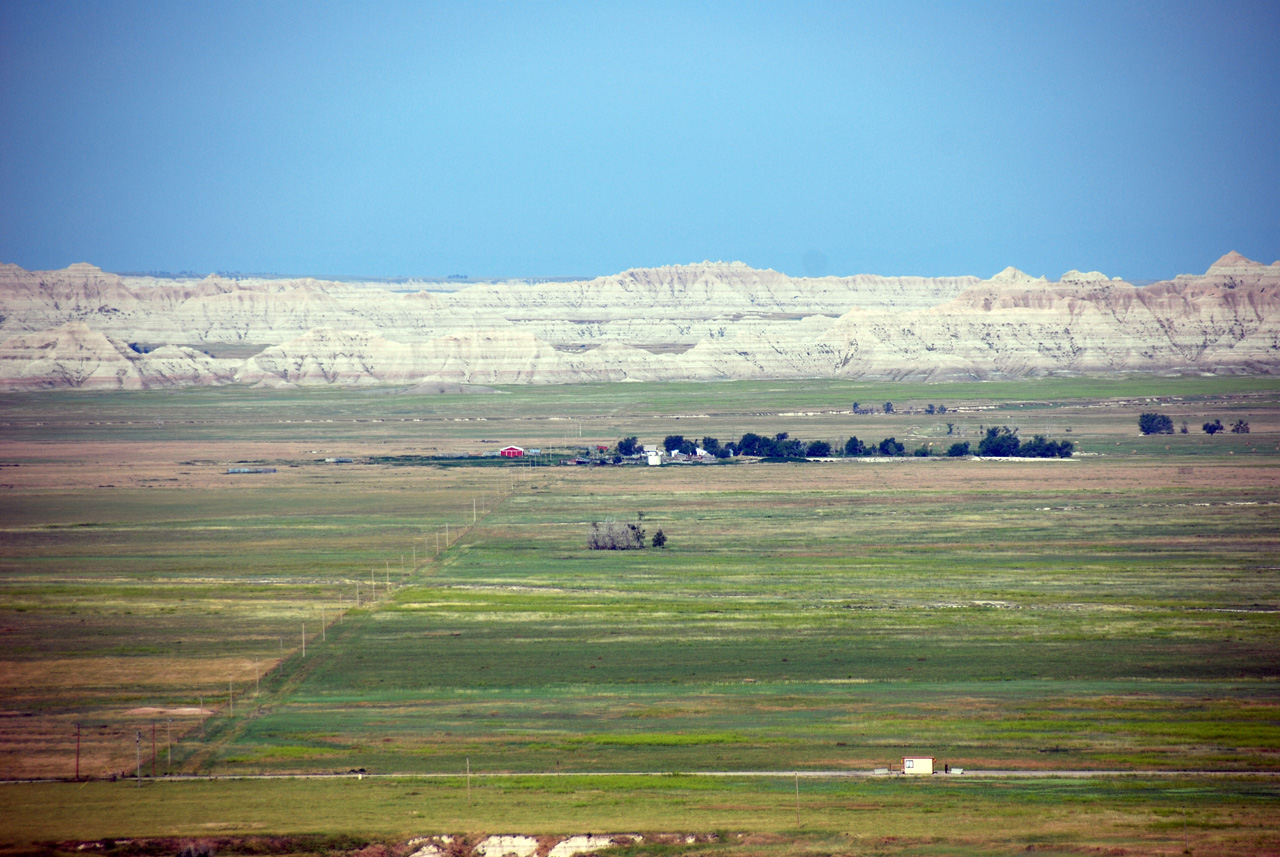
[902,756,934,775]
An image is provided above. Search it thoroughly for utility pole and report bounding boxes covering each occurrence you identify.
[199,695,204,738]
[467,756,471,806]
[321,608,326,641]
[75,722,80,781]
[255,658,260,694]
[151,722,156,777]
[229,680,233,717]
[136,732,142,786]
[167,719,172,770]
[302,623,306,657]
[795,772,801,827]
[473,498,477,523]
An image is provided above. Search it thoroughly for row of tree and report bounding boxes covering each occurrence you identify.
[614,428,1072,460]
[973,427,1075,458]
[1138,413,1249,435]
[852,401,949,415]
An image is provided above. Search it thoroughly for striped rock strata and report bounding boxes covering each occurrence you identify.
[1,253,1276,389]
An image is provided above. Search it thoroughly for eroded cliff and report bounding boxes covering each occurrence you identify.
[1,254,1276,389]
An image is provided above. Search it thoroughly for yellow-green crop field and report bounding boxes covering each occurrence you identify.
[1,377,1278,855]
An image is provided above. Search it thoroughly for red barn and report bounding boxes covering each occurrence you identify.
[499,446,525,458]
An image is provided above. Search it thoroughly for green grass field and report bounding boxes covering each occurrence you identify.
[2,775,1278,856]
[1,377,1278,853]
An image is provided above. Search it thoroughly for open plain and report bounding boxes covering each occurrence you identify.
[1,377,1278,855]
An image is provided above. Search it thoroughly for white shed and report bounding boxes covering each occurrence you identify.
[902,756,934,775]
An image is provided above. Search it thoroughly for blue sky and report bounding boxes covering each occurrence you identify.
[1,1,1277,280]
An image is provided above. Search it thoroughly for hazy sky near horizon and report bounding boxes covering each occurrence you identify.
[2,1,1277,281]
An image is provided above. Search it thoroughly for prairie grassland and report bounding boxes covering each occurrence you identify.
[1,375,1275,450]
[1,379,1278,851]
[1,775,1277,856]
[199,459,1279,778]
[0,449,508,777]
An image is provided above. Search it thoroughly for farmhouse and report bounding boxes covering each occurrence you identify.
[499,446,524,458]
[902,756,934,775]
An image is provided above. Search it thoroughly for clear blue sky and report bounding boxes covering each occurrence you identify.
[2,1,1277,280]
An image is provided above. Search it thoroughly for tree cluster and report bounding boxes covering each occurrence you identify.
[588,520,647,550]
[663,435,698,455]
[1201,418,1250,435]
[1138,413,1174,435]
[1140,414,1248,436]
[976,426,1074,458]
[840,436,907,457]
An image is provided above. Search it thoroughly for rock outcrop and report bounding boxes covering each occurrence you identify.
[0,321,238,390]
[1,253,1276,389]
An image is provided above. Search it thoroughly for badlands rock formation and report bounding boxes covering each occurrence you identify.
[1,254,1277,389]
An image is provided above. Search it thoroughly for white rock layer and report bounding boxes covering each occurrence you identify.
[2,253,1277,389]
